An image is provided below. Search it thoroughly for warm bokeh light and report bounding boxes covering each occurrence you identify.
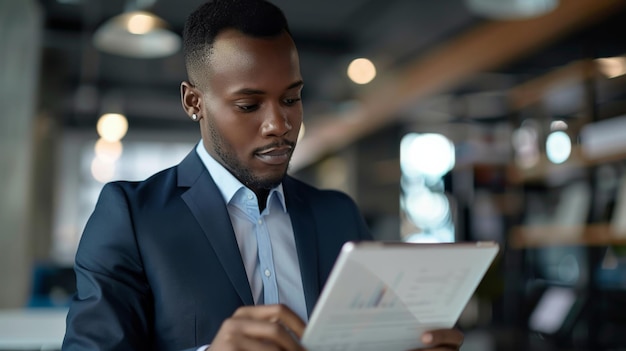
[91,157,116,183]
[94,139,123,163]
[126,13,157,35]
[596,56,626,79]
[97,113,128,142]
[347,58,377,85]
[546,131,571,164]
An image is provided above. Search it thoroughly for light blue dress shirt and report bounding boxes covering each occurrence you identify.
[195,142,308,323]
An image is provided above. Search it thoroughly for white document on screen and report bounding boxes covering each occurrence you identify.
[301,241,499,351]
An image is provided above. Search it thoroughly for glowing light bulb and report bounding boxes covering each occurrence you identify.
[347,58,376,85]
[94,139,123,162]
[401,133,455,178]
[546,131,571,164]
[127,13,156,35]
[91,157,116,183]
[97,113,128,142]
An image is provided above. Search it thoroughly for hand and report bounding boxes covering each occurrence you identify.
[411,328,464,351]
[209,304,307,351]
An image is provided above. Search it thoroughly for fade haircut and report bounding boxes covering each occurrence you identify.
[183,0,291,85]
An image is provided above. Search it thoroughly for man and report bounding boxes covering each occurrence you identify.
[62,0,464,350]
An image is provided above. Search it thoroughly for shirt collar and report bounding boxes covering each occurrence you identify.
[195,141,287,212]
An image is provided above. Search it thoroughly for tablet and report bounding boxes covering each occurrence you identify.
[301,241,499,351]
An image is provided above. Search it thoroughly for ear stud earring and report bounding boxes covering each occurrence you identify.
[191,113,198,121]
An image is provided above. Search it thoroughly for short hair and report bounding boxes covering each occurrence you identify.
[183,0,291,84]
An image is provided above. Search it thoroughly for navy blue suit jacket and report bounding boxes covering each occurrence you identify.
[62,150,372,351]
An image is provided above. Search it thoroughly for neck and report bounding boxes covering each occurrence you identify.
[254,188,270,212]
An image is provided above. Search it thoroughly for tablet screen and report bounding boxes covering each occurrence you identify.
[302,241,499,351]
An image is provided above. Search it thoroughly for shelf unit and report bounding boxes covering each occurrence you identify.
[510,223,626,248]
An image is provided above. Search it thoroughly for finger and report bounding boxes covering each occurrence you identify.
[227,317,305,351]
[420,329,464,349]
[233,304,307,338]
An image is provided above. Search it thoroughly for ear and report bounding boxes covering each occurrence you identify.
[180,81,202,118]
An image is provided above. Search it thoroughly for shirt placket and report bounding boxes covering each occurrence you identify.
[245,192,279,305]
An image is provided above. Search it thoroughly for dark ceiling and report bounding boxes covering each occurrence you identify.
[38,0,481,129]
[37,0,626,169]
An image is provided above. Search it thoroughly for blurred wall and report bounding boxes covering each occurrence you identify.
[0,0,42,308]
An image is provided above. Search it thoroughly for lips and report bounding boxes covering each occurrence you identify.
[255,145,293,165]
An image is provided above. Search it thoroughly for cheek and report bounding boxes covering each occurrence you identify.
[289,108,304,128]
[223,119,262,153]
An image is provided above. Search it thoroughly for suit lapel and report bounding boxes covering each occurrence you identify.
[283,177,320,317]
[178,151,254,306]
[176,151,321,313]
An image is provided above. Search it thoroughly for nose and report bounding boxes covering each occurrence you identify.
[261,103,292,137]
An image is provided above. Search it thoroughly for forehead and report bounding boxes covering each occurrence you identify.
[201,29,301,92]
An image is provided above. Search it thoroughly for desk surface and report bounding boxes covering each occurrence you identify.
[0,308,67,350]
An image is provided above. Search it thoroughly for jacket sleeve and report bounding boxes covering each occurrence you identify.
[62,183,153,351]
[350,197,374,242]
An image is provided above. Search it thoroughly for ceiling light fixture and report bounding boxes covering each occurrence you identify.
[465,0,559,20]
[93,0,181,59]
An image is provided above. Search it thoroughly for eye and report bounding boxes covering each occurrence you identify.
[236,104,259,112]
[283,97,301,106]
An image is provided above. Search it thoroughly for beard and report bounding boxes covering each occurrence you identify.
[208,118,291,191]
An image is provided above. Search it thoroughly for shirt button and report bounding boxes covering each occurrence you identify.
[264,269,271,277]
[258,219,263,225]
[247,194,253,200]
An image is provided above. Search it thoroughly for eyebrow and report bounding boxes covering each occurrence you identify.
[233,80,304,96]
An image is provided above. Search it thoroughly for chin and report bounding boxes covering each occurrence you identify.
[254,170,287,190]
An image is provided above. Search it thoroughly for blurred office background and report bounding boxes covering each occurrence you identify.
[2,0,626,349]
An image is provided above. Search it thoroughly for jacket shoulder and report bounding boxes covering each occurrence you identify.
[284,176,357,206]
[103,164,180,204]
